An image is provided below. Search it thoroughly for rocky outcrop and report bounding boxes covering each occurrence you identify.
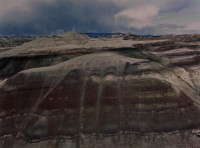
[0,32,200,147]
[156,48,200,66]
[0,36,34,53]
[0,32,167,79]
[0,32,91,78]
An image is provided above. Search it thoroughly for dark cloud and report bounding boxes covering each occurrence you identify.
[0,0,119,35]
[0,0,200,35]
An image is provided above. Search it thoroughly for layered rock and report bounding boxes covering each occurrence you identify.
[0,32,200,147]
[155,48,200,66]
[0,51,200,147]
[0,32,167,79]
[0,32,90,78]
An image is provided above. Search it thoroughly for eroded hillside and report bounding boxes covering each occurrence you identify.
[0,32,200,148]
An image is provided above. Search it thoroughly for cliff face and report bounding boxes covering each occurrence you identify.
[0,32,200,148]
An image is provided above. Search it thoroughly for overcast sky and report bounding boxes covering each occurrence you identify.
[0,0,200,35]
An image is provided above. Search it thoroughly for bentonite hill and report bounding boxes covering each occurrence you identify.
[0,32,200,148]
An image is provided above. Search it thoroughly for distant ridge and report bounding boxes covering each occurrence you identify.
[82,33,113,38]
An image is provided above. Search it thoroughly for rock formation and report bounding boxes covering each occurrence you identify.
[0,32,200,147]
[0,36,34,53]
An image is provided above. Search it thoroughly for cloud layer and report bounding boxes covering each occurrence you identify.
[115,5,159,29]
[0,0,200,35]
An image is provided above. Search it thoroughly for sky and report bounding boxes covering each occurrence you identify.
[0,0,200,35]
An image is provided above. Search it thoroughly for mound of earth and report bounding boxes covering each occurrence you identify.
[0,32,200,148]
